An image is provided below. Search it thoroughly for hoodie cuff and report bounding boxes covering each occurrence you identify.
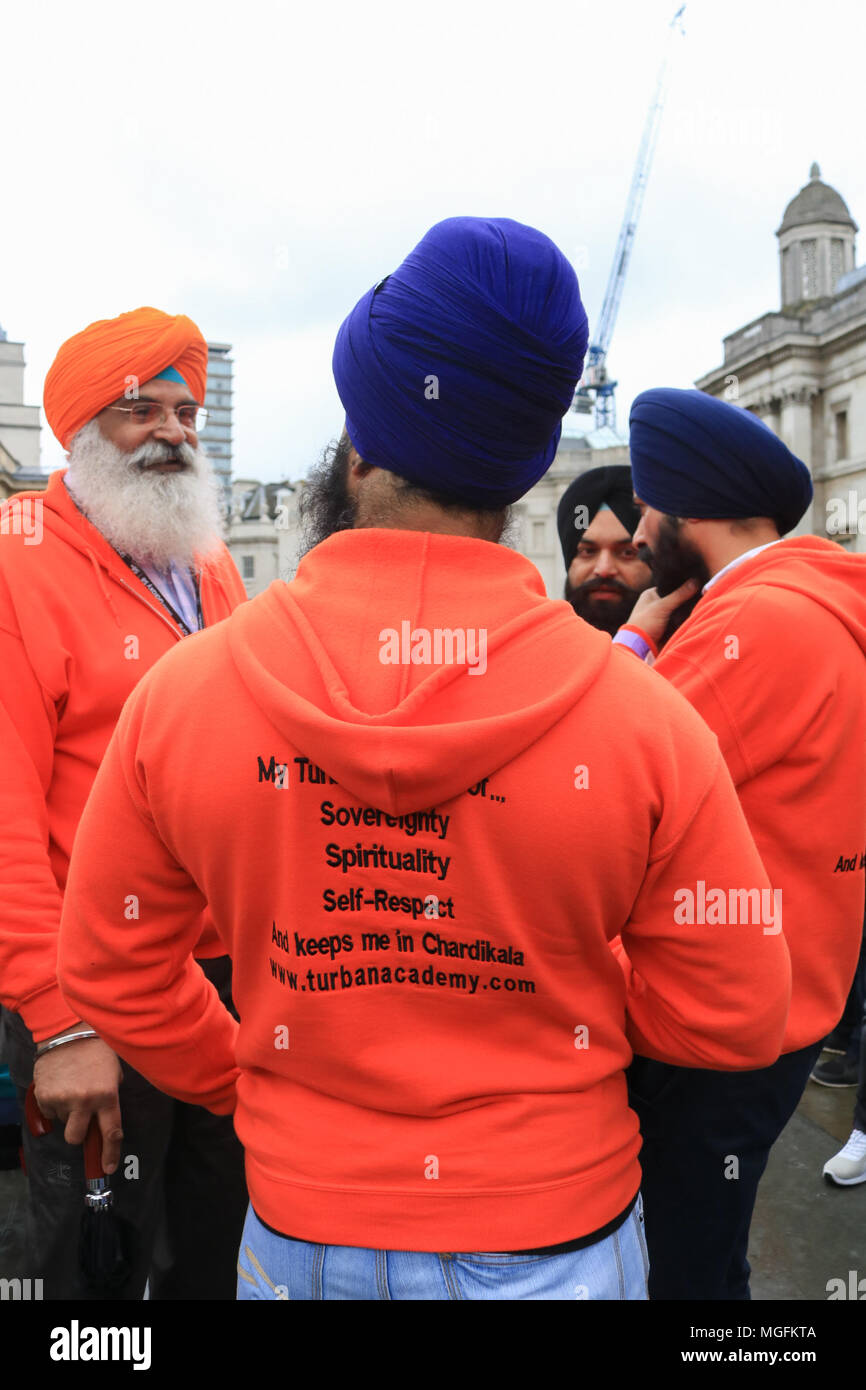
[17,984,84,1047]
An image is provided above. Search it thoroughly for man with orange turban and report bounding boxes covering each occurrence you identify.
[0,307,249,1299]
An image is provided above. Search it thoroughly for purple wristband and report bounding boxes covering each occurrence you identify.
[612,629,653,662]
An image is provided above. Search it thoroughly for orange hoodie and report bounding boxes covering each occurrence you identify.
[59,529,790,1251]
[0,470,247,1042]
[645,536,866,1053]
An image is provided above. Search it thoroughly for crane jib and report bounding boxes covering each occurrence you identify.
[572,4,687,433]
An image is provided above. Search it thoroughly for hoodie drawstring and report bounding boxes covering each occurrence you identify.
[86,550,124,629]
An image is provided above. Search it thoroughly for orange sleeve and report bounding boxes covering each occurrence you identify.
[0,622,81,1040]
[621,749,791,1069]
[58,683,239,1111]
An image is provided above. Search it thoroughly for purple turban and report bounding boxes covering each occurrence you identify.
[332,217,589,507]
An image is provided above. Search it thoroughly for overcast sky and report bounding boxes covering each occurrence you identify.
[2,0,862,482]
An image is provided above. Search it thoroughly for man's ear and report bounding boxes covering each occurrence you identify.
[345,449,375,500]
[348,452,375,479]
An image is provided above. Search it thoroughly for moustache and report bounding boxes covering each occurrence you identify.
[131,440,196,470]
[577,577,633,598]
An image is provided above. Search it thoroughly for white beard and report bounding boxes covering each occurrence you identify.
[64,419,226,571]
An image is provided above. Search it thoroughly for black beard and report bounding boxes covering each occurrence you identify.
[638,516,709,646]
[639,516,711,597]
[298,434,357,557]
[564,576,647,635]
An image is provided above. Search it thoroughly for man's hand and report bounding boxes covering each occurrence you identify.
[33,1033,124,1174]
[622,579,700,647]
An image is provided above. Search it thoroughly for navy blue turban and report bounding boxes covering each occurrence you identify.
[332,217,589,507]
[629,388,813,535]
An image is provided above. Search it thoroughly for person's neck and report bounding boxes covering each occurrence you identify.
[355,503,503,542]
[697,522,781,578]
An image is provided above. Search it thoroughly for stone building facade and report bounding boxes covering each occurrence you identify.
[696,164,866,553]
[0,326,45,499]
[227,476,299,597]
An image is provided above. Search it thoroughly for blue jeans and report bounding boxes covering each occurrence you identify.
[236,1199,649,1300]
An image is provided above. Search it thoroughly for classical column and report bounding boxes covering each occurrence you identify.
[778,387,819,534]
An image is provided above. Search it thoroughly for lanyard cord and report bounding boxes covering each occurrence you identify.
[117,552,203,636]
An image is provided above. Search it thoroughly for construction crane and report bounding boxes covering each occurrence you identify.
[573,4,686,430]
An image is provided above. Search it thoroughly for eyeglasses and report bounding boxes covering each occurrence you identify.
[105,403,208,430]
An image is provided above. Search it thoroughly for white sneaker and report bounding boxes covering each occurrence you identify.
[823,1129,866,1186]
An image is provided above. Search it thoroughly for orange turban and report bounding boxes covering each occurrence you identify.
[43,307,209,449]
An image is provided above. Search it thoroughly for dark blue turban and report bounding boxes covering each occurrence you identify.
[629,388,813,535]
[332,217,589,507]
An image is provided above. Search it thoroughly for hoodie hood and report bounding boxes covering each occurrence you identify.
[227,528,612,815]
[6,471,114,565]
[701,535,866,658]
[3,470,239,627]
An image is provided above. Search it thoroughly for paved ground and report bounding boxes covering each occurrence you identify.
[749,1061,865,1299]
[1,1057,863,1300]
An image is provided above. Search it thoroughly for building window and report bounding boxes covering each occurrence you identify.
[242,555,255,580]
[532,520,546,550]
[835,410,848,462]
[801,240,817,299]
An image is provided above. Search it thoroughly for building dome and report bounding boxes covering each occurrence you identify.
[777,163,857,236]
